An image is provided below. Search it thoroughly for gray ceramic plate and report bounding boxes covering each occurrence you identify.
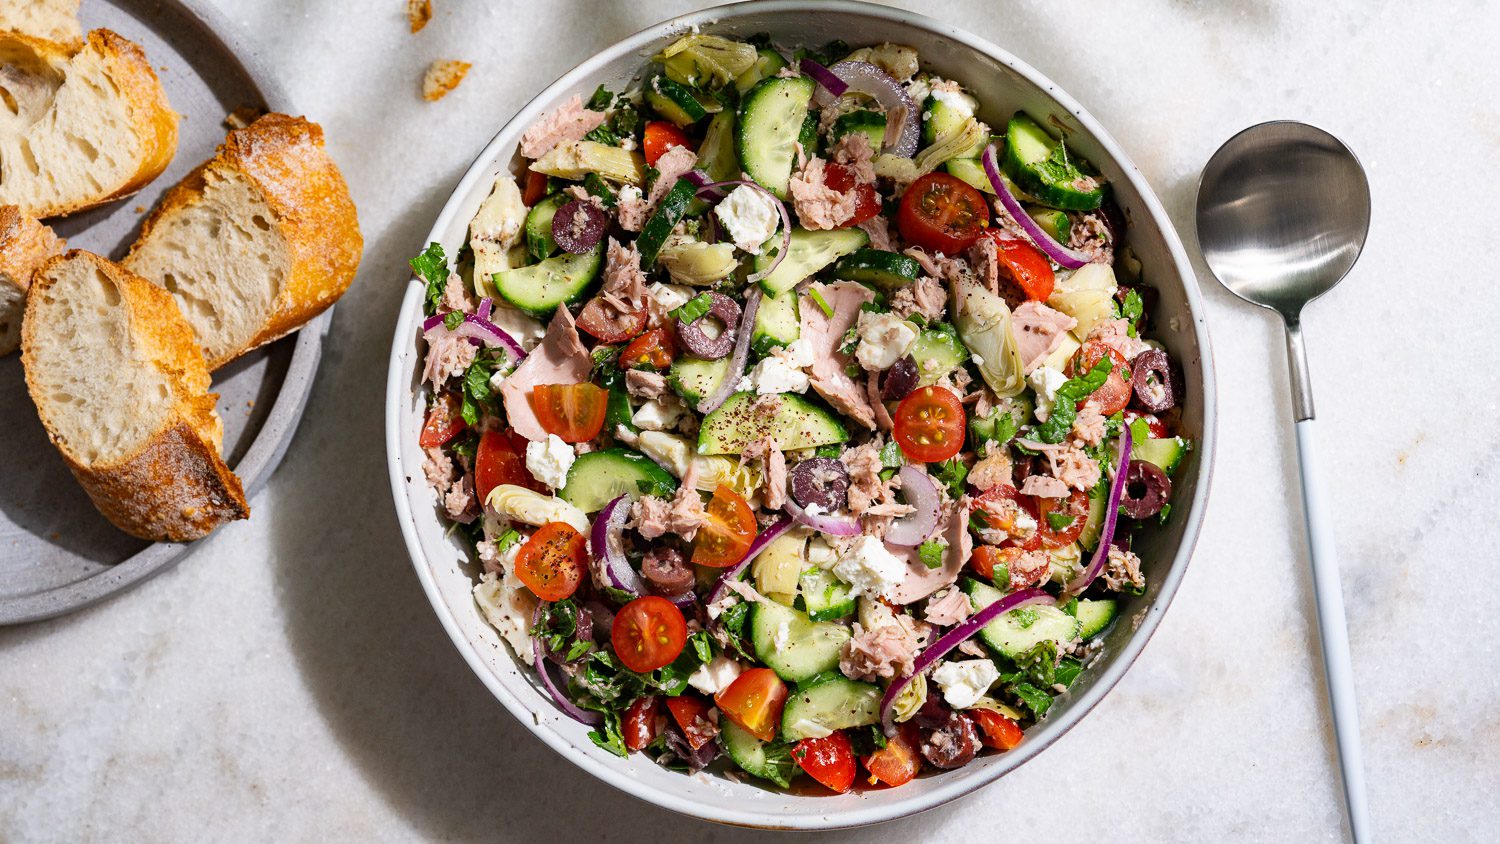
[0,0,327,625]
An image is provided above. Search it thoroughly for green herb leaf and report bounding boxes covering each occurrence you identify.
[495,528,523,554]
[918,540,947,570]
[1009,681,1053,719]
[586,84,614,111]
[443,310,464,330]
[583,124,619,146]
[588,710,629,757]
[410,242,450,316]
[1046,511,1076,531]
[669,292,713,325]
[878,441,903,469]
[931,457,969,498]
[1034,357,1113,444]
[814,444,842,459]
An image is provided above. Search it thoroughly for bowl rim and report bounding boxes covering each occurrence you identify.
[384,0,1217,829]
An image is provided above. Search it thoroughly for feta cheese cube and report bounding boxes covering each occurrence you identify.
[687,654,745,696]
[632,397,687,432]
[524,434,576,490]
[714,185,782,254]
[1029,365,1069,422]
[854,311,918,371]
[832,535,908,600]
[930,659,1001,710]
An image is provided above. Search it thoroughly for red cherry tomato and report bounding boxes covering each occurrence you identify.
[514,522,586,601]
[522,170,549,207]
[623,696,663,752]
[1035,488,1090,549]
[893,385,967,463]
[474,428,541,504]
[692,485,756,569]
[897,172,990,255]
[973,484,1042,551]
[619,327,677,371]
[823,162,882,226]
[793,731,857,794]
[715,668,788,743]
[612,596,688,673]
[982,229,1055,300]
[1123,410,1168,439]
[664,694,717,750]
[577,295,649,344]
[862,725,922,788]
[418,391,467,448]
[530,383,608,443]
[972,708,1025,751]
[1071,340,1130,415]
[643,121,693,166]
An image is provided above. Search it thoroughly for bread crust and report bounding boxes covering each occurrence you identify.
[0,205,66,355]
[20,251,248,541]
[130,113,362,369]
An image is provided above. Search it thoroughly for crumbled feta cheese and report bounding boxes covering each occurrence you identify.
[930,87,978,119]
[647,281,693,314]
[930,659,1001,710]
[714,184,782,254]
[687,654,745,695]
[1029,365,1069,422]
[773,620,791,652]
[747,354,810,394]
[906,77,933,106]
[632,397,687,432]
[488,369,507,392]
[854,311,918,371]
[524,434,576,489]
[620,136,638,152]
[832,535,908,600]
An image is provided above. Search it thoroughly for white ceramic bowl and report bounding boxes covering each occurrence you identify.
[385,0,1216,829]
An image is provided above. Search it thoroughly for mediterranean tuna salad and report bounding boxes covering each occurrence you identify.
[410,34,1190,793]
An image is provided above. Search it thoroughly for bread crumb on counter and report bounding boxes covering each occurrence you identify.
[407,0,432,33]
[422,59,470,101]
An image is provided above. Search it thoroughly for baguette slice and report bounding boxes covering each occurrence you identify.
[0,0,81,44]
[124,113,362,369]
[0,205,65,355]
[0,29,178,219]
[21,251,248,541]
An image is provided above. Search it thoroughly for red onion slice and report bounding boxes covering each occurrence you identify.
[809,61,918,157]
[879,587,1054,734]
[884,465,941,546]
[783,497,861,537]
[589,495,644,597]
[421,312,527,360]
[798,57,848,97]
[696,287,760,415]
[981,144,1091,270]
[693,179,792,282]
[1063,424,1134,597]
[531,603,604,726]
[478,297,494,320]
[704,516,794,610]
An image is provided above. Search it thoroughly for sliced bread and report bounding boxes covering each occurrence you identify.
[124,113,362,370]
[0,0,82,44]
[21,250,248,541]
[0,204,65,355]
[0,29,178,219]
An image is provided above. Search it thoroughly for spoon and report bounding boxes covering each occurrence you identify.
[1195,121,1371,842]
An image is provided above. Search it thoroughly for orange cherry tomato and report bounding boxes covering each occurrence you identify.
[972,708,1025,751]
[522,170,549,207]
[576,295,649,344]
[793,731,857,794]
[969,545,1002,580]
[418,391,467,448]
[1070,340,1130,415]
[897,172,990,255]
[664,694,717,750]
[612,596,688,673]
[862,725,922,788]
[643,121,693,166]
[530,382,608,443]
[474,428,541,503]
[1035,488,1090,549]
[692,485,756,569]
[823,162,882,226]
[893,385,967,463]
[514,522,585,601]
[715,668,788,743]
[619,327,677,371]
[623,696,663,752]
[982,229,1055,301]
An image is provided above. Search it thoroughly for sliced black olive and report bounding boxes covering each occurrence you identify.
[676,291,739,360]
[1119,459,1171,519]
[551,200,607,254]
[881,354,919,402]
[1131,348,1178,413]
[788,457,850,512]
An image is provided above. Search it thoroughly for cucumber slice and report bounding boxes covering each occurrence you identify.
[830,109,887,150]
[493,243,603,318]
[944,157,994,194]
[720,721,799,786]
[524,193,567,261]
[667,355,732,405]
[754,226,869,297]
[606,386,638,435]
[736,75,815,199]
[636,177,696,267]
[698,391,849,455]
[645,75,715,127]
[1076,479,1109,551]
[1076,598,1118,640]
[1133,436,1189,475]
[780,675,882,741]
[922,95,986,157]
[961,578,1082,659]
[830,248,920,290]
[557,448,677,513]
[750,291,800,355]
[1001,113,1104,211]
[798,568,855,622]
[751,600,851,683]
[1026,205,1072,243]
[734,46,789,94]
[908,326,969,386]
[688,110,739,216]
[797,109,821,159]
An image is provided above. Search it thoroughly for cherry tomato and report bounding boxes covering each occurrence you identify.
[715,668,788,743]
[623,696,663,752]
[862,725,922,788]
[973,484,1042,551]
[577,295,649,344]
[612,596,688,673]
[418,391,467,448]
[474,428,541,504]
[1123,410,1168,439]
[619,327,677,371]
[530,383,608,443]
[897,172,990,255]
[1070,340,1130,415]
[969,545,1003,580]
[643,121,693,166]
[514,522,585,601]
[982,229,1055,301]
[972,709,1025,751]
[522,170,549,207]
[893,385,966,463]
[692,485,756,569]
[1035,488,1090,549]
[823,162,882,226]
[793,731,857,794]
[664,694,717,750]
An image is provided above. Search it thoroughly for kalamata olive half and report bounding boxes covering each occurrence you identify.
[1130,348,1179,413]
[676,291,740,360]
[641,547,694,597]
[788,457,849,512]
[881,354,919,402]
[551,200,607,254]
[1119,459,1171,519]
[920,710,980,769]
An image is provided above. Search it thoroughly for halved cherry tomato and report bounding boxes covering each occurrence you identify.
[1035,488,1090,549]
[692,485,756,569]
[643,121,693,166]
[715,668,788,743]
[823,162,882,227]
[1070,340,1130,415]
[973,484,1041,551]
[1123,409,1168,439]
[419,391,467,448]
[972,708,1025,751]
[793,731,857,794]
[897,172,990,255]
[973,545,1032,586]
[530,382,608,443]
[577,295,649,344]
[623,696,663,752]
[522,170,549,207]
[893,385,966,463]
[862,725,922,788]
[620,327,677,371]
[982,229,1055,301]
[664,694,717,750]
[612,596,688,673]
[474,428,540,503]
[970,545,1003,580]
[515,522,585,601]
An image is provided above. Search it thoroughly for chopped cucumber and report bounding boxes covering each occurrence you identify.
[1076,598,1119,640]
[689,110,739,216]
[961,578,1082,659]
[908,326,969,386]
[750,291,800,355]
[1133,436,1189,475]
[754,226,868,297]
[557,448,677,513]
[606,386,638,435]
[645,75,715,127]
[751,600,851,683]
[698,392,849,455]
[1076,479,1109,551]
[493,243,603,318]
[667,355,732,405]
[1026,205,1072,243]
[830,109,886,149]
[922,95,986,157]
[798,109,821,159]
[636,177,696,267]
[1002,113,1104,211]
[830,248,920,290]
[524,193,567,261]
[734,46,789,94]
[780,675,882,741]
[720,721,798,786]
[944,157,994,194]
[736,76,815,199]
[798,568,856,622]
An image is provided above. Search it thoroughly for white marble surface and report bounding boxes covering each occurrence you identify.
[3,0,1496,840]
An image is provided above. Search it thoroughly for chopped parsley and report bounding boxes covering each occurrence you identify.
[931,457,969,498]
[584,172,617,207]
[585,84,614,111]
[918,540,947,569]
[670,292,713,325]
[410,242,450,316]
[1046,511,1076,531]
[1033,356,1113,444]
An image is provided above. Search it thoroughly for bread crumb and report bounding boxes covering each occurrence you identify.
[133,206,145,213]
[224,105,263,130]
[422,59,470,101]
[407,0,432,33]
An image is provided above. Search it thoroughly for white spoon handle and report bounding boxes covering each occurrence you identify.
[1294,418,1370,841]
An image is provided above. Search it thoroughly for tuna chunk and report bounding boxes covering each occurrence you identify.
[924,587,971,627]
[858,214,893,252]
[839,614,927,681]
[1011,301,1077,374]
[518,94,608,160]
[648,145,698,209]
[1088,317,1151,362]
[1020,474,1069,498]
[789,157,857,230]
[1006,548,1052,590]
[889,275,947,323]
[1103,545,1145,592]
[422,330,477,387]
[888,496,972,604]
[830,132,877,184]
[841,441,886,516]
[615,186,650,232]
[625,369,668,400]
[499,307,593,441]
[800,281,877,429]
[744,437,787,511]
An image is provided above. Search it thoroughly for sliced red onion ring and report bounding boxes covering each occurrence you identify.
[879,587,1054,735]
[981,144,1091,270]
[1063,424,1134,597]
[704,516,794,611]
[783,497,861,537]
[693,179,792,283]
[589,495,644,597]
[696,287,760,415]
[809,61,918,157]
[682,168,715,190]
[421,312,527,360]
[798,57,848,97]
[885,465,941,546]
[477,297,494,320]
[531,603,604,726]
